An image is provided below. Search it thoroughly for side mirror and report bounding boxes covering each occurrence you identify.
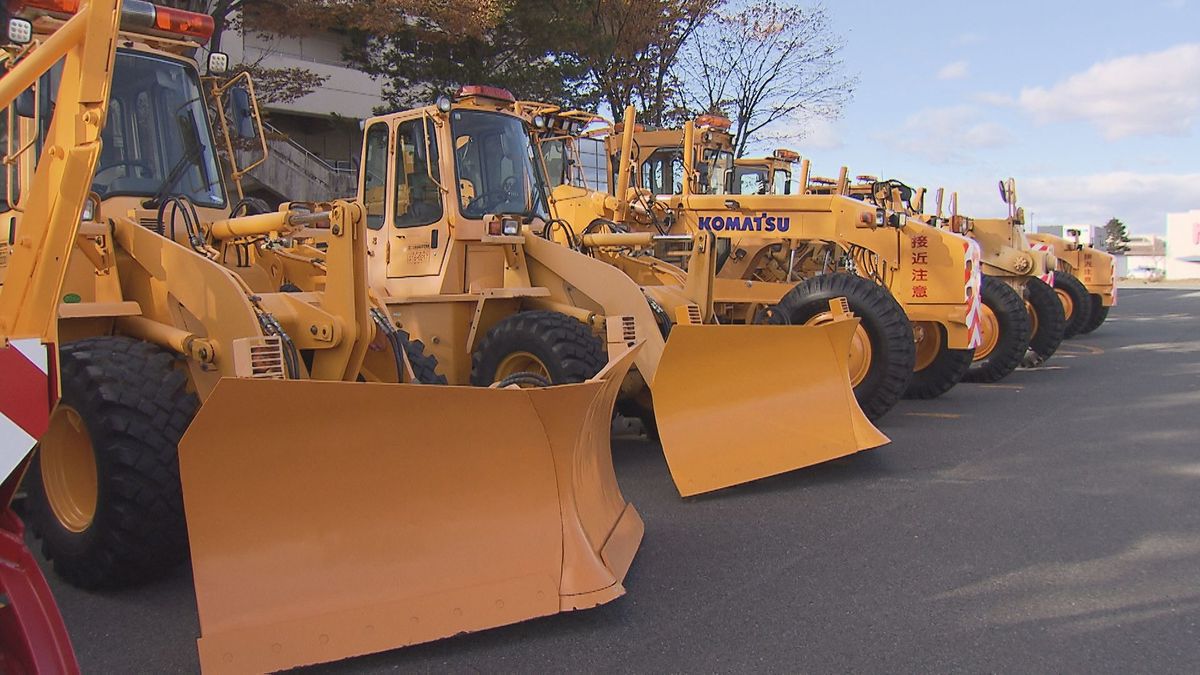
[227,85,257,141]
[998,179,1008,204]
[14,89,34,118]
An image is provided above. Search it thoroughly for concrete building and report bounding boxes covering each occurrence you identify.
[1165,209,1200,279]
[216,21,386,201]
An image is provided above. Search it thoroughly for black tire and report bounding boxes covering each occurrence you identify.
[470,310,605,386]
[964,276,1030,383]
[1078,296,1110,334]
[25,336,198,589]
[1024,276,1066,365]
[396,329,447,384]
[904,323,973,399]
[1054,270,1093,338]
[770,273,915,421]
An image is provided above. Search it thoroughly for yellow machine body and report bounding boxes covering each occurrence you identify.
[1027,232,1117,307]
[360,97,885,495]
[569,118,979,389]
[1,17,644,672]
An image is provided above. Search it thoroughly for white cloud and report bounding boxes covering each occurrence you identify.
[955,172,1200,234]
[748,115,843,154]
[879,105,1014,163]
[1017,44,1200,139]
[798,117,843,151]
[973,91,1014,107]
[937,60,970,80]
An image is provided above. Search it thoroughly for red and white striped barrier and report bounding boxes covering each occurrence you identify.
[1,339,52,482]
[964,239,984,349]
[1028,242,1056,286]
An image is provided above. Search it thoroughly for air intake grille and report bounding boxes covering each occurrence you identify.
[248,337,286,379]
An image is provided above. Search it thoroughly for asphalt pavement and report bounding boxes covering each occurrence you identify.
[33,288,1200,673]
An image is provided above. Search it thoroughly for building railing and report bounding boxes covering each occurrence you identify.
[237,123,358,201]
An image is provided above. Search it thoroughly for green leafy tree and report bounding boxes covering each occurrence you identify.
[1104,217,1131,254]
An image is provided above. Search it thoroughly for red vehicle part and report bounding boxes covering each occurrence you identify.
[0,341,76,675]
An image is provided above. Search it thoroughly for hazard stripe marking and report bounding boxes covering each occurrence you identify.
[1,410,36,484]
[0,344,51,438]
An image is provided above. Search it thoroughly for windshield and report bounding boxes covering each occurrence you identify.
[451,109,548,220]
[701,148,735,195]
[89,52,225,207]
[732,166,770,195]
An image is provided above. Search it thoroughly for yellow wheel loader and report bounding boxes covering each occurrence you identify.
[352,88,884,496]
[572,113,979,417]
[1,5,642,672]
[937,180,1065,373]
[1027,230,1116,336]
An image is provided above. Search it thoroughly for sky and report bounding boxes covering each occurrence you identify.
[754,0,1200,235]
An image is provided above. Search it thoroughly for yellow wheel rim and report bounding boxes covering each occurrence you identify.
[806,312,872,386]
[1055,288,1074,320]
[913,321,943,372]
[495,351,551,386]
[1025,300,1040,340]
[973,304,1001,361]
[40,405,98,533]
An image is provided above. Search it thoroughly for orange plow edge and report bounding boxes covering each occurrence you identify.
[651,320,889,496]
[178,348,642,673]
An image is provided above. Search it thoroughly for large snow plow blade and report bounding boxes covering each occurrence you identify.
[178,349,642,674]
[652,321,888,496]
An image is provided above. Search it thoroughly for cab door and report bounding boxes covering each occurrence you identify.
[362,116,449,280]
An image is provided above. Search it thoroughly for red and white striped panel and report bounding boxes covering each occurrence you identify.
[1110,258,1118,304]
[1,340,52,482]
[1028,242,1055,286]
[963,239,984,349]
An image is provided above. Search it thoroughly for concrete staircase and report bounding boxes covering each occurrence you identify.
[238,124,357,203]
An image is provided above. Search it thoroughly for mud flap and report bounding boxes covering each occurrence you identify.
[179,349,642,673]
[652,321,888,496]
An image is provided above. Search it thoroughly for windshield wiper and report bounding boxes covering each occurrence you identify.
[143,143,205,209]
[143,108,205,209]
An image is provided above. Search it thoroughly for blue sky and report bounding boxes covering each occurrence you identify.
[755,0,1200,234]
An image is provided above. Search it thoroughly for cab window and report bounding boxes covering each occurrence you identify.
[361,122,389,230]
[641,148,684,195]
[394,118,442,228]
[773,169,791,195]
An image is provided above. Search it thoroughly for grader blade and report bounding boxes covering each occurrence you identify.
[652,321,888,497]
[178,348,642,674]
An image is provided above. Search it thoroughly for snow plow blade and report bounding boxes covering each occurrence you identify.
[652,320,888,496]
[178,348,642,674]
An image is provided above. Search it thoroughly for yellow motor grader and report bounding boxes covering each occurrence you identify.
[1,3,643,672]
[564,112,980,416]
[1027,229,1116,335]
[731,154,985,399]
[941,180,1067,371]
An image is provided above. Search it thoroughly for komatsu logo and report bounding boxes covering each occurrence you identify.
[697,214,791,232]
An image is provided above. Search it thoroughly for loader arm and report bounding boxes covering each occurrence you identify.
[0,2,123,673]
[0,0,121,342]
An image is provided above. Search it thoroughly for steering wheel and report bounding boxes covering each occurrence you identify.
[465,190,509,214]
[94,160,155,182]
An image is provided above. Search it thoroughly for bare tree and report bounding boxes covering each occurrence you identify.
[582,0,723,125]
[676,0,854,156]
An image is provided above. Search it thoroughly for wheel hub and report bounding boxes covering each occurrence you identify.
[495,351,552,387]
[912,321,943,372]
[973,305,1001,361]
[805,312,872,386]
[40,405,99,533]
[1055,287,1074,320]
